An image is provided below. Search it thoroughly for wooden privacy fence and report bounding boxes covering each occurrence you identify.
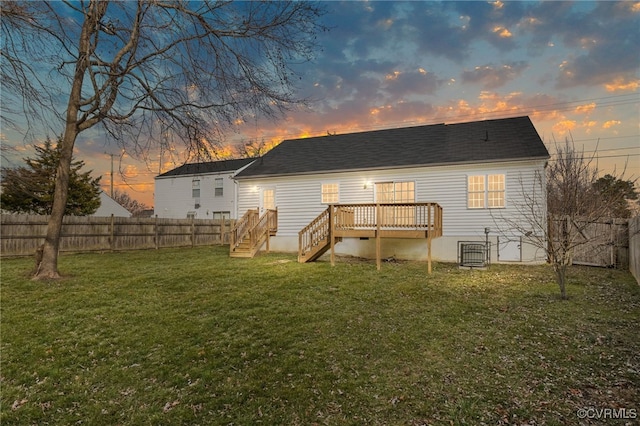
[1,214,234,257]
[550,217,629,269]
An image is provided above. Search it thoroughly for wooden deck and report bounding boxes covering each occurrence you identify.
[299,203,443,272]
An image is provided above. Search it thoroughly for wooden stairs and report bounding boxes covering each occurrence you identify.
[230,208,278,258]
[298,206,342,263]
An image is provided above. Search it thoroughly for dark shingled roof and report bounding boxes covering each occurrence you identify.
[156,158,255,178]
[235,116,549,179]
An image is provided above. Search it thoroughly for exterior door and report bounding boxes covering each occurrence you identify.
[375,181,415,226]
[261,188,275,213]
[499,237,521,262]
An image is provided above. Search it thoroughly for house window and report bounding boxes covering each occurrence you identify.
[192,179,200,198]
[467,174,505,209]
[212,211,230,220]
[488,174,505,208]
[467,175,485,208]
[214,178,224,197]
[375,181,415,225]
[321,183,339,204]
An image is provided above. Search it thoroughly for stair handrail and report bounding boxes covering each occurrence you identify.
[248,209,277,250]
[230,208,259,250]
[298,206,331,258]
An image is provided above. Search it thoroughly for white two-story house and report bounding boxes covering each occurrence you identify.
[154,158,255,220]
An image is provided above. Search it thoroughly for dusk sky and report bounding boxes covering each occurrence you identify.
[3,1,639,208]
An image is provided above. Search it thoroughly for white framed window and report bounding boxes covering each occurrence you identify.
[487,174,505,208]
[212,211,230,220]
[214,178,224,197]
[192,179,200,198]
[321,183,339,204]
[467,175,485,209]
[467,174,505,209]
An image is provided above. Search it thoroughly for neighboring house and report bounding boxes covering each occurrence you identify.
[92,191,132,217]
[233,116,550,263]
[154,158,256,219]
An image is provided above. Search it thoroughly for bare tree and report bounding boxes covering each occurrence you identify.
[234,138,273,159]
[2,1,326,279]
[112,189,149,217]
[498,138,632,299]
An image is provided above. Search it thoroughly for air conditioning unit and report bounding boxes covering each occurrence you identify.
[458,241,489,268]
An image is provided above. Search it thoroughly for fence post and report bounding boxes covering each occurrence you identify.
[110,214,115,251]
[191,216,195,248]
[155,215,159,250]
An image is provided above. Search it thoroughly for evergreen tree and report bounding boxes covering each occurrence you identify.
[1,137,101,215]
[592,174,638,218]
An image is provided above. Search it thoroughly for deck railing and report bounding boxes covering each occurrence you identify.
[335,203,443,234]
[298,207,331,260]
[230,208,259,251]
[249,209,278,250]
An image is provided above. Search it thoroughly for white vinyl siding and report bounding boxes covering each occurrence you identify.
[236,161,544,239]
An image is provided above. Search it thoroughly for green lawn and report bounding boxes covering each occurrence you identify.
[1,246,639,425]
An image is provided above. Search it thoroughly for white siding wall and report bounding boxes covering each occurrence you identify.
[155,172,239,219]
[236,159,547,263]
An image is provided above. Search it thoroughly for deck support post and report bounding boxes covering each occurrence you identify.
[427,204,432,274]
[266,227,270,253]
[427,233,432,274]
[330,205,336,266]
[376,203,381,271]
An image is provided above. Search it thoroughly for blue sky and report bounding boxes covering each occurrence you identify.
[3,1,639,207]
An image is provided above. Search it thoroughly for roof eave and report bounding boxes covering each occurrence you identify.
[155,169,238,179]
[233,155,550,180]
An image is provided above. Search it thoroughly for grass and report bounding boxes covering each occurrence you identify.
[1,246,639,425]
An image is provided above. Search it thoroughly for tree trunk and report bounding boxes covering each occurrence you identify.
[554,263,568,300]
[32,1,99,279]
[33,128,78,279]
